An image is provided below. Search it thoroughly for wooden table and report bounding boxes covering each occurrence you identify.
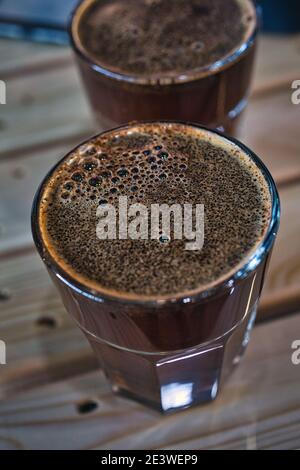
[0,34,300,450]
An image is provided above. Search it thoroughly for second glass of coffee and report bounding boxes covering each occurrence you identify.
[70,0,258,136]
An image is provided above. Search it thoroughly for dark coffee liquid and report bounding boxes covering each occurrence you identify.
[77,0,255,77]
[35,123,278,411]
[39,123,271,297]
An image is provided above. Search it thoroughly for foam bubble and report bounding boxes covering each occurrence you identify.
[76,0,256,78]
[39,122,272,297]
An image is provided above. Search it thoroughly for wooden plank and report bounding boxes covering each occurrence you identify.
[2,72,298,183]
[0,313,299,450]
[253,34,300,93]
[240,88,300,186]
[0,79,298,196]
[0,35,299,182]
[0,64,93,156]
[0,39,71,77]
[0,85,299,252]
[261,183,300,317]
[0,34,299,408]
[0,249,97,399]
[0,142,93,252]
[0,33,299,85]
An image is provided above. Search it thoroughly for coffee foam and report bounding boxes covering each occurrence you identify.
[38,123,272,299]
[73,0,256,81]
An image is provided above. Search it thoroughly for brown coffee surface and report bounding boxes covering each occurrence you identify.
[38,123,271,297]
[76,0,255,78]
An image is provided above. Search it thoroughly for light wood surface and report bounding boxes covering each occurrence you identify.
[241,89,300,186]
[0,313,299,450]
[0,33,300,450]
[0,39,71,78]
[254,34,300,93]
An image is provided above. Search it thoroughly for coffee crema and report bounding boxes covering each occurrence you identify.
[38,123,272,298]
[73,0,256,79]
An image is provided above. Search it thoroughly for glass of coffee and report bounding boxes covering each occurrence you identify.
[70,0,258,136]
[32,122,279,412]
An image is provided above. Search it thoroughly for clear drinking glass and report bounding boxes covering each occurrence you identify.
[32,123,280,412]
[69,0,258,136]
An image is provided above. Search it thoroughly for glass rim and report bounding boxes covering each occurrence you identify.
[69,0,258,86]
[31,121,280,306]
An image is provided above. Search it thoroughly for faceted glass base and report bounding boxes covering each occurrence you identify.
[85,303,257,413]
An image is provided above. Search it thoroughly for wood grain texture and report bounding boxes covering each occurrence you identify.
[240,89,300,186]
[254,34,300,93]
[0,30,299,398]
[0,65,93,156]
[0,142,90,252]
[0,34,299,86]
[0,84,296,254]
[0,249,97,398]
[0,39,71,77]
[242,35,300,185]
[0,313,299,450]
[0,34,299,179]
[261,183,300,317]
[0,33,299,450]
